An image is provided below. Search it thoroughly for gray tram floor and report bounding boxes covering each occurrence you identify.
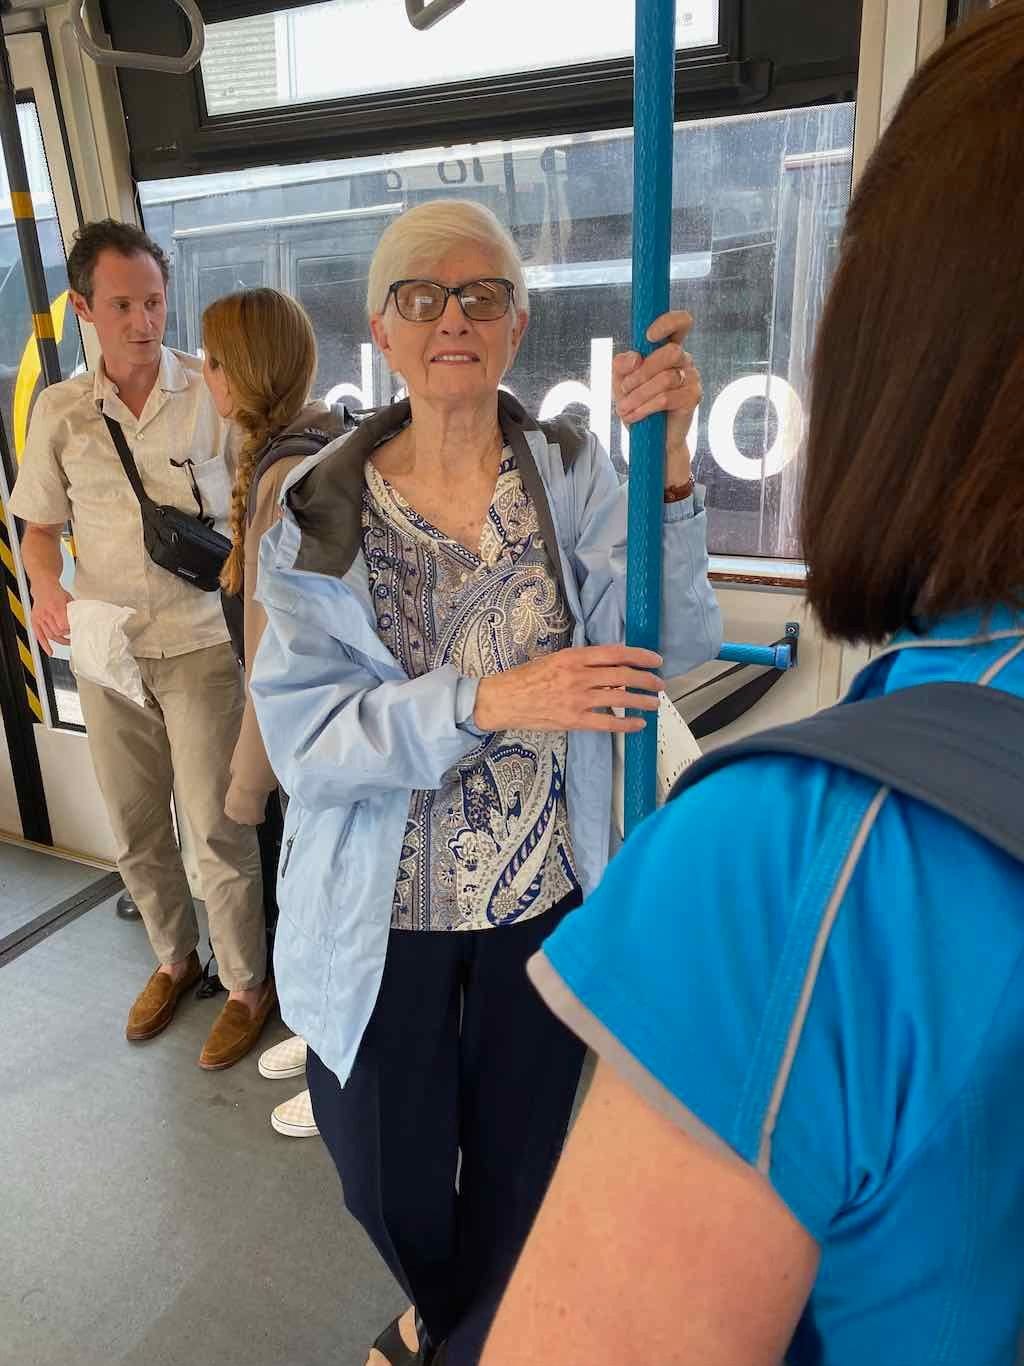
[0,843,103,943]
[0,894,402,1366]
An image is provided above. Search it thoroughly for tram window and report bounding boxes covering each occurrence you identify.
[139,100,853,561]
[0,102,84,729]
[108,0,859,177]
[200,0,721,116]
[0,104,83,455]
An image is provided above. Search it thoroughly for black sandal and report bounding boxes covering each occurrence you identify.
[372,1315,422,1366]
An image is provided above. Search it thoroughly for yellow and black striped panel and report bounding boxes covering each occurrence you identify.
[10,190,34,219]
[0,502,43,723]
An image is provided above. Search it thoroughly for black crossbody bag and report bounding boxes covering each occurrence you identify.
[104,416,231,592]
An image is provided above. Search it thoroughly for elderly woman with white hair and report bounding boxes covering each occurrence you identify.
[250,198,721,1365]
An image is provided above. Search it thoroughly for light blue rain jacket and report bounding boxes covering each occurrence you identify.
[250,394,722,1081]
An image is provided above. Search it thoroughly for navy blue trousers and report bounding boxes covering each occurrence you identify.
[307,894,585,1365]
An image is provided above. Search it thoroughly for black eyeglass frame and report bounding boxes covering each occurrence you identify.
[386,276,517,322]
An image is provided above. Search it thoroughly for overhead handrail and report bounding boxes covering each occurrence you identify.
[71,0,205,75]
[405,0,467,31]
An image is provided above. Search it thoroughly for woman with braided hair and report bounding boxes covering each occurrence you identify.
[200,287,353,1083]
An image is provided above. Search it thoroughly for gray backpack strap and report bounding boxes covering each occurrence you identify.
[668,682,1024,865]
[245,405,357,524]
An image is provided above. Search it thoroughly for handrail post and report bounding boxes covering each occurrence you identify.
[624,0,676,836]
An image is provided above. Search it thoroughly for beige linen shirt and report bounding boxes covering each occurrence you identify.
[10,347,234,659]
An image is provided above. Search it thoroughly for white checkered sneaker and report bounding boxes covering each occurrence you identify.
[270,1088,319,1138]
[258,1034,308,1080]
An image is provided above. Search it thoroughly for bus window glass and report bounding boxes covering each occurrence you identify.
[140,100,854,561]
[0,103,83,455]
[200,0,721,115]
[0,101,85,728]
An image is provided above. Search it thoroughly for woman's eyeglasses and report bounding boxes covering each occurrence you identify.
[387,277,515,323]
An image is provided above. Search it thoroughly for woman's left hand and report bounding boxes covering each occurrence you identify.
[613,311,702,480]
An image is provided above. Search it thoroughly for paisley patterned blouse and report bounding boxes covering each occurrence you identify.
[362,450,580,932]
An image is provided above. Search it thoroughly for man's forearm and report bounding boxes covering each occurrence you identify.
[20,525,65,590]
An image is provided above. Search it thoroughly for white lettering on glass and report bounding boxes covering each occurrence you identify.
[325,340,806,480]
[539,338,613,452]
[325,342,376,409]
[706,374,804,481]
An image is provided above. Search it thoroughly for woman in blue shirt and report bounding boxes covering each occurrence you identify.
[484,6,1024,1364]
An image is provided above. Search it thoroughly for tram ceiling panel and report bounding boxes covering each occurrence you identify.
[100,0,863,181]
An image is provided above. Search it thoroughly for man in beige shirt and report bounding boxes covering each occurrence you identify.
[10,219,275,1069]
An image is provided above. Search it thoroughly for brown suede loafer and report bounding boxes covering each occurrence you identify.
[125,950,202,1041]
[198,979,277,1071]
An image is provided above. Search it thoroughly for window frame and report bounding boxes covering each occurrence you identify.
[98,0,863,180]
[114,0,866,576]
[946,0,993,23]
[196,0,326,17]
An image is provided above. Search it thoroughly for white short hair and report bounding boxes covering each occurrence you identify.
[366,199,530,320]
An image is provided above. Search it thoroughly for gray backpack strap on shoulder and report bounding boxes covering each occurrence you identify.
[246,404,358,523]
[668,682,1024,865]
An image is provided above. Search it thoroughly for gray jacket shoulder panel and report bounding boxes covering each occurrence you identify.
[496,391,588,472]
[285,393,586,583]
[289,400,412,578]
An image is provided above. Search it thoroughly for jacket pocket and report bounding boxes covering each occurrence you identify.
[278,803,357,899]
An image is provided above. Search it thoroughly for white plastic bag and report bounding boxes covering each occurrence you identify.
[68,600,148,708]
[611,691,703,838]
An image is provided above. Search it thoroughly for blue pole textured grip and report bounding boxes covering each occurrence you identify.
[718,642,794,671]
[624,0,676,837]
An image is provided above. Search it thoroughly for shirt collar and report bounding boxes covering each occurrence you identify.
[158,347,191,393]
[846,604,1024,702]
[91,346,189,410]
[889,604,1024,651]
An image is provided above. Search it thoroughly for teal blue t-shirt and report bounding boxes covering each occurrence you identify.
[534,613,1024,1364]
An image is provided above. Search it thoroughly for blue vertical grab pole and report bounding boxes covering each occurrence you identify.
[624,0,676,836]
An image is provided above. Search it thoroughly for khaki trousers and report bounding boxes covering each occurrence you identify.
[77,642,266,990]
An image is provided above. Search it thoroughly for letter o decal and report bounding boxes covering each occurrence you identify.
[707,375,804,482]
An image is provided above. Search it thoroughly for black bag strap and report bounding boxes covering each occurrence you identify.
[103,415,153,509]
[671,635,792,740]
[169,457,209,521]
[669,682,1024,865]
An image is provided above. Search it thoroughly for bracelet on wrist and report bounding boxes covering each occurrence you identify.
[663,477,695,504]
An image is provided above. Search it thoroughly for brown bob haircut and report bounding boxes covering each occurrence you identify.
[802,0,1024,643]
